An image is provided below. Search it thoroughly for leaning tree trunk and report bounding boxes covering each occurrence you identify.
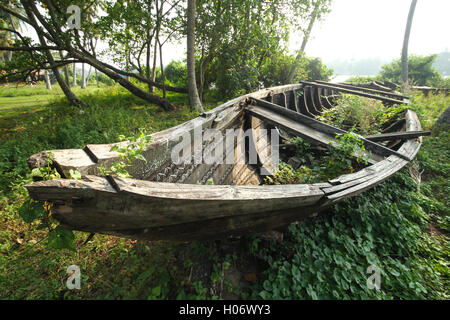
[187,0,203,112]
[71,51,175,111]
[401,0,418,93]
[286,3,320,84]
[24,4,84,106]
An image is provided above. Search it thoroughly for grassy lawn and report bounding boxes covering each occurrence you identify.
[0,83,448,300]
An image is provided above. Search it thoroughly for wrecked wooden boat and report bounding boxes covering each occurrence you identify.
[25,81,428,241]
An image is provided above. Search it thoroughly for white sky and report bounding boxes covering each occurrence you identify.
[164,0,450,65]
[293,0,450,63]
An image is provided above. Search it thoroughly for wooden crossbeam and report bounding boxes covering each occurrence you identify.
[315,80,409,100]
[248,97,412,162]
[364,131,430,142]
[300,81,408,105]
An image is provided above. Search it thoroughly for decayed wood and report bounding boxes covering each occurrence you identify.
[251,116,277,175]
[300,81,407,105]
[27,149,97,178]
[304,86,320,116]
[95,202,325,241]
[232,117,261,186]
[24,82,424,241]
[314,87,325,112]
[26,175,324,232]
[285,90,297,111]
[381,118,406,133]
[311,86,323,113]
[364,131,430,142]
[297,91,315,117]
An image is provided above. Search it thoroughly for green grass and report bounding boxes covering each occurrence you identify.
[0,84,448,300]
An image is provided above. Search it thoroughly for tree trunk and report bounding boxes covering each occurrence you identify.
[187,0,203,112]
[401,0,418,93]
[158,40,166,99]
[44,70,52,90]
[81,62,86,89]
[72,62,77,86]
[25,4,85,107]
[286,3,320,84]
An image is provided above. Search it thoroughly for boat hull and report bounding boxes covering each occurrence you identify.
[25,83,423,240]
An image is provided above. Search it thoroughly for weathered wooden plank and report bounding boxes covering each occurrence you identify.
[304,86,320,116]
[285,90,297,111]
[26,175,325,231]
[296,91,313,117]
[381,118,406,133]
[311,86,323,113]
[251,116,277,175]
[27,149,97,178]
[96,202,325,241]
[364,131,430,142]
[319,90,334,109]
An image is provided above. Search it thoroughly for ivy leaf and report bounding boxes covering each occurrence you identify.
[259,290,271,300]
[48,226,75,251]
[31,168,43,178]
[69,169,82,180]
[151,286,161,297]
